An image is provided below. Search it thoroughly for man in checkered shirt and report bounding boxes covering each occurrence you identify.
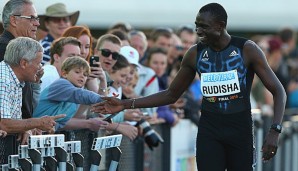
[0,37,65,164]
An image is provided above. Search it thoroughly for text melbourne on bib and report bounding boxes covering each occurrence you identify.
[201,70,240,97]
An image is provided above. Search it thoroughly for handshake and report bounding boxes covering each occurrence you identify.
[136,119,164,150]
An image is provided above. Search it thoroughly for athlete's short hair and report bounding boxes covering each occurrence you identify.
[199,3,228,27]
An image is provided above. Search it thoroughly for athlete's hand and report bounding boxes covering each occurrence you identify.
[91,97,124,114]
[262,129,279,162]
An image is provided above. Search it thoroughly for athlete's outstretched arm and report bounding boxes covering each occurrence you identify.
[91,45,198,114]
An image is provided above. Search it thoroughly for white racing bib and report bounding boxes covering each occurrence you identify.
[201,70,240,97]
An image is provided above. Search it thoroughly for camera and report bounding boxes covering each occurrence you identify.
[89,56,99,67]
[136,119,164,150]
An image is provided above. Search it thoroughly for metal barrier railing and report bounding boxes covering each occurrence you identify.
[8,111,298,171]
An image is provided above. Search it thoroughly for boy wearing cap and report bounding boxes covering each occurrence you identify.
[39,3,80,65]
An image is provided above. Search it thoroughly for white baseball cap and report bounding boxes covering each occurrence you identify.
[120,46,140,68]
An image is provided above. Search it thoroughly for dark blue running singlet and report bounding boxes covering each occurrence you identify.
[196,36,255,114]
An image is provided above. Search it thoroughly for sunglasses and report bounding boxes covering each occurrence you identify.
[100,49,121,60]
[48,17,70,23]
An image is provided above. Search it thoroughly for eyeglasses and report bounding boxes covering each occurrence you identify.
[100,49,121,60]
[13,15,39,22]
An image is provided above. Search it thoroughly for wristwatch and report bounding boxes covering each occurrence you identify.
[270,123,282,133]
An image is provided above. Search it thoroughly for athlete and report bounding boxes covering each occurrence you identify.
[91,3,286,171]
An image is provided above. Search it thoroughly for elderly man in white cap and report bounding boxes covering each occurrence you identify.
[39,3,80,65]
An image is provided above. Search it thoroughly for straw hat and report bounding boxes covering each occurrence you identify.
[39,3,80,31]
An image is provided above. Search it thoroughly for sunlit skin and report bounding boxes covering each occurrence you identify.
[180,30,197,51]
[94,41,121,72]
[154,36,172,52]
[195,12,222,47]
[123,73,138,95]
[124,65,137,86]
[12,4,40,39]
[148,52,168,77]
[45,17,71,39]
[53,44,81,75]
[78,34,91,60]
[24,52,43,82]
[109,66,130,89]
[61,67,88,88]
[167,34,184,64]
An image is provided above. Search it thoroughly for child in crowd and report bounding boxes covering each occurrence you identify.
[33,56,108,130]
[123,72,139,99]
[107,55,131,99]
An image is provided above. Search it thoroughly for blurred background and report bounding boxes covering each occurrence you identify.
[1,0,297,36]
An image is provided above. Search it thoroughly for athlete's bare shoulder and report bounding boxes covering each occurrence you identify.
[243,39,266,67]
[181,44,198,71]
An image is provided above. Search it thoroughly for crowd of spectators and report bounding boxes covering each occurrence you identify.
[1,0,298,169]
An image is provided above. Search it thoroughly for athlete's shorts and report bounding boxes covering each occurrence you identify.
[196,110,254,171]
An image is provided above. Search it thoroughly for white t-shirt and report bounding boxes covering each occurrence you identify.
[108,86,122,99]
[40,64,60,92]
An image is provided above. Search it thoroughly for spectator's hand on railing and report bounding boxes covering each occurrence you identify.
[262,129,279,161]
[17,130,32,145]
[32,128,42,135]
[0,130,7,137]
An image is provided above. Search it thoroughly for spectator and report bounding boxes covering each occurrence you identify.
[40,37,81,91]
[278,27,298,59]
[0,37,64,164]
[128,30,159,116]
[146,47,179,126]
[93,34,138,140]
[118,46,146,123]
[62,26,108,95]
[141,27,172,64]
[33,56,108,130]
[108,28,130,46]
[119,46,141,92]
[107,55,130,99]
[39,3,80,64]
[0,0,44,130]
[166,33,184,75]
[0,0,40,59]
[93,34,122,73]
[176,24,197,54]
[109,22,132,33]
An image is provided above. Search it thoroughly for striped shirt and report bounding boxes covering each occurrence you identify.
[40,34,54,65]
[0,61,25,119]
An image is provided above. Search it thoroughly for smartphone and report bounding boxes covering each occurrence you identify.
[103,114,118,123]
[89,56,99,67]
